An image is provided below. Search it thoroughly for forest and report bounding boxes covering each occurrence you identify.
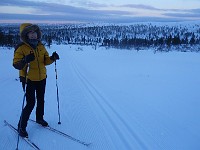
[0,23,200,52]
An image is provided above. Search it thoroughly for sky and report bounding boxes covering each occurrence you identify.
[0,0,200,23]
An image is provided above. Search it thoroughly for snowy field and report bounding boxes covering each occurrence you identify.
[0,45,200,150]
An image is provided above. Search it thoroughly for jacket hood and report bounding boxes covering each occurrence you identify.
[20,23,42,43]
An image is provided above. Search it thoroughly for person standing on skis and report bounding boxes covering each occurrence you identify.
[13,23,60,137]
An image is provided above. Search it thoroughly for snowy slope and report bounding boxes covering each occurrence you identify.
[0,45,200,150]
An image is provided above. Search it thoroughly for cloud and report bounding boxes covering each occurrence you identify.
[189,8,200,14]
[119,3,200,20]
[0,0,38,7]
[0,0,131,16]
[120,4,161,11]
[0,0,135,22]
[0,0,200,23]
[164,13,200,18]
[0,12,193,24]
[162,8,200,18]
[69,0,108,8]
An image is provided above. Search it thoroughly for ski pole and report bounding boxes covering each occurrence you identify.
[16,78,27,150]
[55,60,61,124]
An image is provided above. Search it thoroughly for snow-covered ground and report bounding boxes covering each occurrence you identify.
[0,45,200,150]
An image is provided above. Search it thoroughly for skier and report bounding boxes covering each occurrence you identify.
[13,23,60,137]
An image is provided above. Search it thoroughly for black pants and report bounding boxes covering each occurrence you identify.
[18,79,46,129]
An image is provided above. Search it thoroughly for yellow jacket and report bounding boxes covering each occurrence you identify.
[13,23,54,81]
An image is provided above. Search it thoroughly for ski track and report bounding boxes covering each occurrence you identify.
[59,54,114,150]
[46,49,114,150]
[69,54,148,150]
[1,46,200,150]
[66,49,200,150]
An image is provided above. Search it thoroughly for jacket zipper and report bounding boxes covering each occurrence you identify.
[35,48,41,80]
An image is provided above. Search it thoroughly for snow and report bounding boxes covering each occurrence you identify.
[0,45,200,150]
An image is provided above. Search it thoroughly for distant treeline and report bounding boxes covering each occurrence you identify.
[0,23,200,51]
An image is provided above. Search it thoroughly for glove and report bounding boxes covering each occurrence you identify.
[24,53,35,63]
[50,52,60,61]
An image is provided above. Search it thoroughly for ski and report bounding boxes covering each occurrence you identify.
[29,119,91,147]
[4,120,40,150]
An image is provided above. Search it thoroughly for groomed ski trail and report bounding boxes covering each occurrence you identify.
[68,53,148,150]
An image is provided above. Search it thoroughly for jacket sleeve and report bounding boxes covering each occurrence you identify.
[44,49,54,66]
[13,47,26,70]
